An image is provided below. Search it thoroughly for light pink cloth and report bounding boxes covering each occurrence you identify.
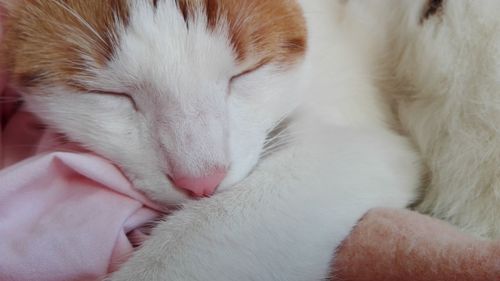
[0,20,162,280]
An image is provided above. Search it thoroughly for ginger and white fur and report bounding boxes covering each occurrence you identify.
[379,0,500,239]
[0,0,422,280]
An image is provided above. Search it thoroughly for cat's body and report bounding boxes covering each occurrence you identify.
[0,0,421,280]
[379,0,500,239]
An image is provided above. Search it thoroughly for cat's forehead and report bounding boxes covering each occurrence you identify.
[1,0,307,91]
[175,0,307,66]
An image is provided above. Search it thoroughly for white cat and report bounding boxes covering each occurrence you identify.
[1,0,420,280]
[379,0,500,239]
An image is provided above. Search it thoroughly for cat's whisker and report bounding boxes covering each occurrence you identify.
[48,0,107,45]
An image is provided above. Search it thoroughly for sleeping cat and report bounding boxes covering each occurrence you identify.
[379,0,500,239]
[0,0,420,280]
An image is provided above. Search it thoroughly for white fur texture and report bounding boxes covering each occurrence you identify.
[380,0,500,238]
[107,1,420,280]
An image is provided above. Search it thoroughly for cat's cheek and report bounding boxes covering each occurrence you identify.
[217,138,265,192]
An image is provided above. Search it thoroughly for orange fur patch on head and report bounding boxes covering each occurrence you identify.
[1,0,306,91]
[177,0,307,70]
[0,0,129,91]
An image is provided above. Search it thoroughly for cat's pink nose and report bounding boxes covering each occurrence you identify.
[171,170,226,197]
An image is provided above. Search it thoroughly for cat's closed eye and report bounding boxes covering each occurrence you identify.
[90,91,138,111]
[229,63,266,87]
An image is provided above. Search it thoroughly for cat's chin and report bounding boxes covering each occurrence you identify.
[127,175,191,207]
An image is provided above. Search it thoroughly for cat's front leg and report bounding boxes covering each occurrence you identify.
[109,126,419,281]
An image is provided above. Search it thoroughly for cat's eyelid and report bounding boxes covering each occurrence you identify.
[230,63,267,84]
[90,90,138,111]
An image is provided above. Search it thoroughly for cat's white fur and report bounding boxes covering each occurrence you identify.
[107,1,421,280]
[378,0,500,238]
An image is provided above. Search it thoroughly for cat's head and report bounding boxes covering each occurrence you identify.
[0,0,307,204]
